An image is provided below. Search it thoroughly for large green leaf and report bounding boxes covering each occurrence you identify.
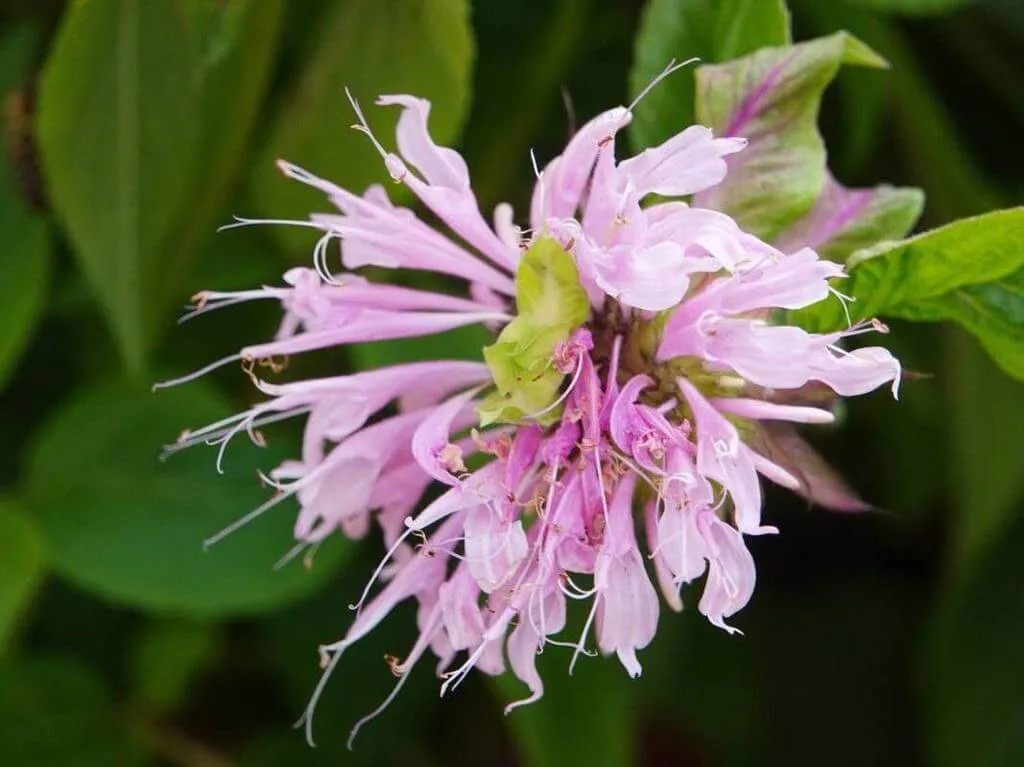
[0,657,145,766]
[628,0,791,152]
[792,209,1024,380]
[25,379,348,617]
[37,1,285,374]
[693,32,888,241]
[36,0,201,374]
[0,501,45,653]
[251,0,474,250]
[158,0,286,318]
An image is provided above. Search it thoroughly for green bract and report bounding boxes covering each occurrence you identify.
[479,237,589,426]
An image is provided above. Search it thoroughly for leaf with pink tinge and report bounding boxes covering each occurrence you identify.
[774,174,924,261]
[751,424,874,513]
[694,33,887,242]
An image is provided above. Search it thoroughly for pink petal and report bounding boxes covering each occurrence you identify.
[698,516,756,635]
[618,125,746,198]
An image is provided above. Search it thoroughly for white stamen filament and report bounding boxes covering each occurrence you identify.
[627,57,701,114]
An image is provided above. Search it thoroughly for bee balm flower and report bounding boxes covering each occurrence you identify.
[162,86,900,745]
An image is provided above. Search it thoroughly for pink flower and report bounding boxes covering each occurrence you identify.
[162,86,900,745]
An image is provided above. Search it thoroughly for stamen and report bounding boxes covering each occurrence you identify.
[568,598,600,675]
[296,641,349,747]
[151,353,243,391]
[217,215,326,233]
[273,541,309,571]
[312,231,342,286]
[522,353,585,422]
[350,524,417,613]
[346,609,443,749]
[627,57,700,114]
[345,87,408,182]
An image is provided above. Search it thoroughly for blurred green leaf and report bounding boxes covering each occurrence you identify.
[757,576,919,767]
[25,379,349,617]
[945,329,1024,575]
[694,32,888,241]
[239,732,345,767]
[251,0,474,253]
[36,0,201,374]
[0,21,50,392]
[496,629,636,767]
[0,21,37,95]
[0,154,50,392]
[639,611,768,766]
[159,0,286,316]
[795,1,1004,223]
[259,552,440,759]
[840,0,973,15]
[130,618,220,714]
[923,509,1024,767]
[628,0,791,152]
[792,208,1024,380]
[352,323,490,369]
[0,656,144,765]
[0,501,45,653]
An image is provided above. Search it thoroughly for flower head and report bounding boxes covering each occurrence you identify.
[162,84,899,745]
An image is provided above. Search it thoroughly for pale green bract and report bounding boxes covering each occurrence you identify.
[478,237,590,426]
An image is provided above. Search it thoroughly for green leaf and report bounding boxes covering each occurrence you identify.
[694,32,888,241]
[922,509,1024,767]
[36,0,202,374]
[351,323,491,370]
[628,0,791,152]
[157,0,286,318]
[25,379,349,617]
[0,656,144,766]
[130,618,220,713]
[0,149,50,392]
[0,501,45,653]
[791,208,1024,380]
[250,0,474,252]
[480,237,588,425]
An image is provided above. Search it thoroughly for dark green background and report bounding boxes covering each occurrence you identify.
[0,0,1022,765]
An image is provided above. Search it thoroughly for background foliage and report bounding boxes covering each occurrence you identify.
[0,0,1022,764]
